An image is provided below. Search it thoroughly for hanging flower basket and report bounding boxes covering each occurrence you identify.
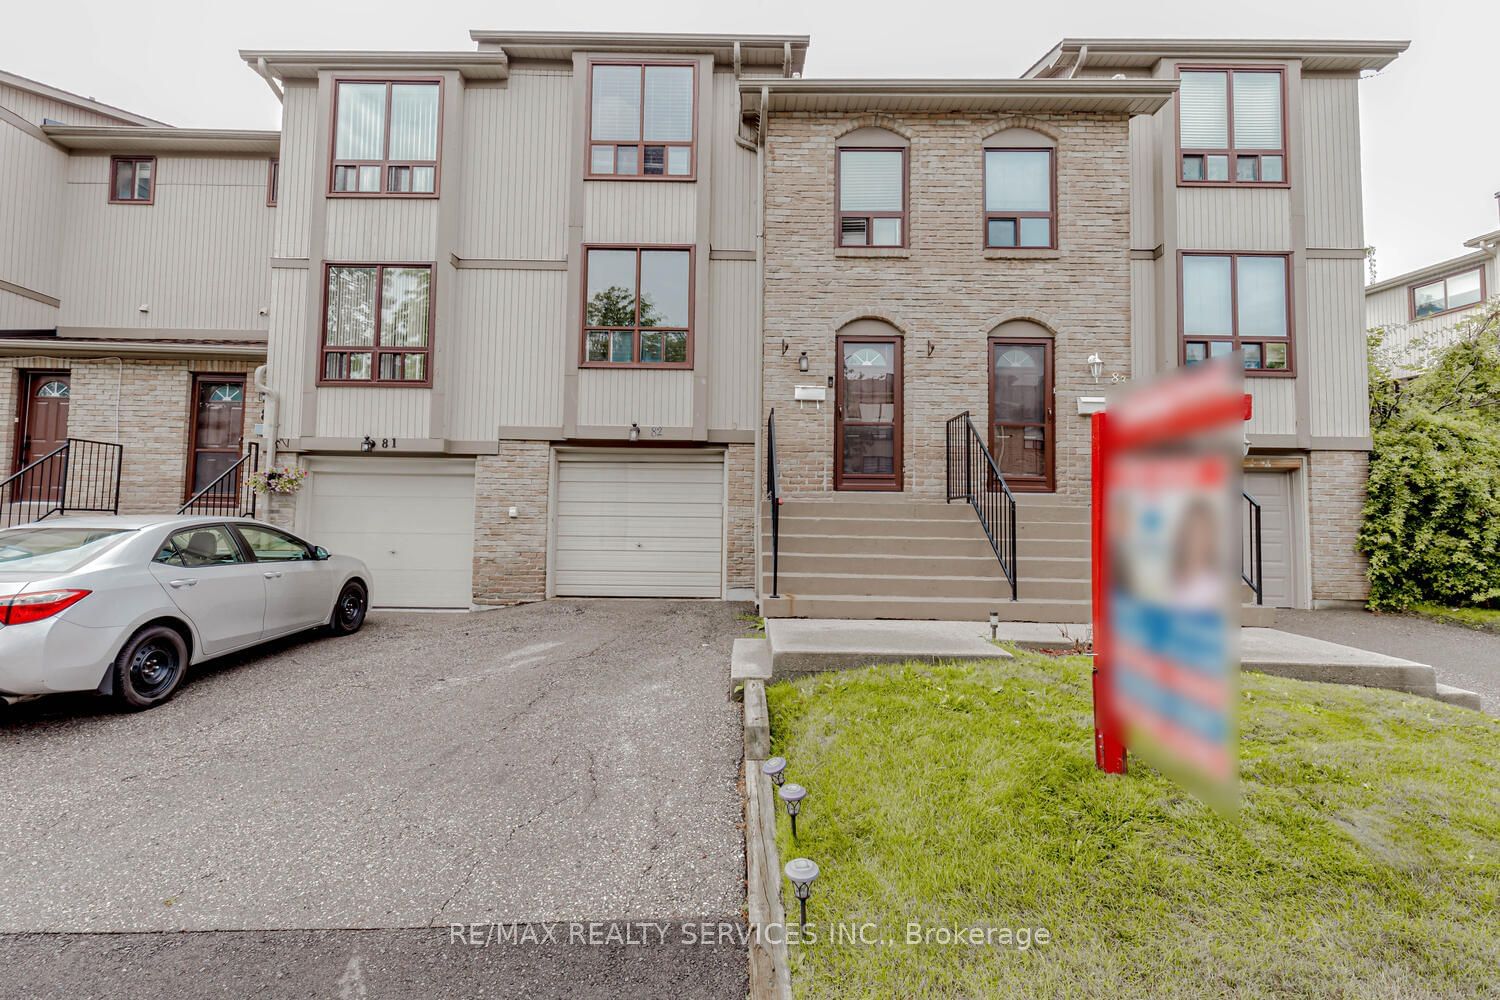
[248,465,308,497]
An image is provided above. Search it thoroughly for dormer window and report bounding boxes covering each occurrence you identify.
[587,62,696,179]
[1178,68,1286,186]
[329,80,441,197]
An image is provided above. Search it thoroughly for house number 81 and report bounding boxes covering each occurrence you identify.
[380,438,398,449]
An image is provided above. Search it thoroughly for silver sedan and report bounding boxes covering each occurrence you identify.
[0,515,371,710]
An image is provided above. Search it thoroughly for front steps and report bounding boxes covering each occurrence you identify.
[760,493,1276,626]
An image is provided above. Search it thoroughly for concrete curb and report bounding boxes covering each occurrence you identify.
[744,761,793,1000]
[732,638,773,700]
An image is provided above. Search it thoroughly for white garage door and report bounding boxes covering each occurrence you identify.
[304,458,475,609]
[1244,470,1298,609]
[554,454,724,598]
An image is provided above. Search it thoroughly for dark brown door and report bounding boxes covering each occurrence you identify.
[989,338,1054,492]
[185,376,246,499]
[835,335,902,491]
[14,372,71,502]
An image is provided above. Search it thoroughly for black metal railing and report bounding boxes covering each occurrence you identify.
[0,438,124,529]
[1242,490,1264,606]
[766,408,781,599]
[179,442,259,518]
[945,412,1018,600]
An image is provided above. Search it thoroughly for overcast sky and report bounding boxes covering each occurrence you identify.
[5,0,1495,280]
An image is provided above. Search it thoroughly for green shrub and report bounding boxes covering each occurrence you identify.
[1360,411,1500,609]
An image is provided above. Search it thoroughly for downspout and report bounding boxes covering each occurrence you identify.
[254,57,284,103]
[253,364,278,468]
[1067,44,1089,79]
[754,84,768,608]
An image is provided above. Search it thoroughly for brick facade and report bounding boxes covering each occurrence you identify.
[1307,449,1371,604]
[725,442,756,594]
[763,113,1132,500]
[472,441,550,604]
[1,355,260,514]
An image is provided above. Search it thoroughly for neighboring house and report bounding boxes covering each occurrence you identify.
[1365,220,1499,372]
[0,70,273,516]
[1,32,1405,615]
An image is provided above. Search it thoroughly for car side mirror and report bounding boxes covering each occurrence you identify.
[313,546,331,561]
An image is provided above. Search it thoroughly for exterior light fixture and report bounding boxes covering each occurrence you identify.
[926,340,935,358]
[779,782,807,837]
[798,351,809,373]
[781,339,789,356]
[784,857,819,926]
[1087,352,1104,383]
[360,436,376,453]
[989,610,999,641]
[629,423,640,443]
[761,756,787,787]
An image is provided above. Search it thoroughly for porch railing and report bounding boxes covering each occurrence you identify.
[179,442,259,518]
[945,411,1018,600]
[1242,490,1264,606]
[765,407,782,599]
[0,438,124,530]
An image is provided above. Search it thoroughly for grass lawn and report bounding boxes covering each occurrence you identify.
[765,652,1500,999]
[1410,602,1500,634]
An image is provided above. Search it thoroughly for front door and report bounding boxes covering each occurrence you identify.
[835,336,903,491]
[989,339,1054,492]
[14,372,71,502]
[186,376,246,501]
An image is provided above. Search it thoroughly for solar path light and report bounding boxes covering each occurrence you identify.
[761,756,787,787]
[784,857,819,926]
[779,782,807,837]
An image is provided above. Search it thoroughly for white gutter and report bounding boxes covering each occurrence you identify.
[254,57,284,103]
[254,364,279,467]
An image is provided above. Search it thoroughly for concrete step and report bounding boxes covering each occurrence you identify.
[764,618,1012,677]
[761,551,1090,579]
[1243,604,1278,627]
[761,594,1092,623]
[771,515,990,538]
[1018,537,1091,558]
[1435,683,1483,711]
[764,572,1086,601]
[730,637,772,699]
[769,533,993,557]
[771,498,975,520]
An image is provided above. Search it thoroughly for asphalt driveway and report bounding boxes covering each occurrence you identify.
[0,599,750,998]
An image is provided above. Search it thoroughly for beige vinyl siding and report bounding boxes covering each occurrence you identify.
[0,121,67,307]
[577,369,694,429]
[458,72,570,261]
[273,82,317,260]
[553,453,724,597]
[1246,378,1297,436]
[57,154,273,331]
[1306,257,1369,438]
[707,259,757,431]
[1367,257,1497,366]
[266,266,308,436]
[1300,75,1363,250]
[0,83,141,128]
[0,288,58,329]
[583,182,698,245]
[447,268,567,437]
[710,70,756,252]
[1130,257,1157,376]
[1176,188,1292,250]
[322,199,440,262]
[314,386,431,439]
[1127,114,1158,252]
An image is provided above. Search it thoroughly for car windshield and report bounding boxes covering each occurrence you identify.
[0,527,133,574]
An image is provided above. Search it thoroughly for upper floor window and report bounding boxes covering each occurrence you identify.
[588,62,696,179]
[267,158,279,207]
[1181,252,1293,374]
[110,156,154,204]
[581,246,693,368]
[321,263,433,385]
[1178,68,1285,186]
[330,80,441,197]
[1411,267,1485,319]
[837,147,906,247]
[984,149,1055,249]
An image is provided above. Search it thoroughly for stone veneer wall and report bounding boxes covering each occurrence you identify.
[1307,449,1371,604]
[724,442,756,595]
[472,441,550,604]
[762,112,1133,499]
[0,355,260,514]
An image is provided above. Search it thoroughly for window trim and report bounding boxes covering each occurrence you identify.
[108,155,155,205]
[1407,266,1487,321]
[317,261,436,387]
[326,77,444,199]
[266,158,279,207]
[834,146,909,249]
[584,60,699,182]
[578,243,696,370]
[183,372,247,504]
[982,147,1058,250]
[1176,65,1290,189]
[1178,251,1296,377]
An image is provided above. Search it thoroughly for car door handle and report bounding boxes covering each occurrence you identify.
[263,571,283,580]
[168,579,197,589]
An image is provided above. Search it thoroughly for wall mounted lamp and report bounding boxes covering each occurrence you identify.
[1087,352,1104,383]
[629,423,640,443]
[926,341,935,358]
[798,351,809,373]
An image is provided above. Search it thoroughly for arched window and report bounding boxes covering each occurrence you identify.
[36,380,70,399]
[983,128,1057,250]
[208,385,245,403]
[836,127,908,248]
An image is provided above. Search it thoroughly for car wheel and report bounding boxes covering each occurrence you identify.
[329,581,368,636]
[112,625,189,710]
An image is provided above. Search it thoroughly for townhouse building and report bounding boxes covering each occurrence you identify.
[1,31,1404,615]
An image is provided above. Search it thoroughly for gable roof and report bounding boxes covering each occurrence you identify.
[0,68,166,126]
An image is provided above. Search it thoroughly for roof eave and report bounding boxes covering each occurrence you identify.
[238,50,510,82]
[1364,249,1494,296]
[1025,37,1410,77]
[468,31,810,74]
[41,125,280,155]
[740,78,1178,115]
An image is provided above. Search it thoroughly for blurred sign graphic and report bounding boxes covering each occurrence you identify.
[1091,359,1245,814]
